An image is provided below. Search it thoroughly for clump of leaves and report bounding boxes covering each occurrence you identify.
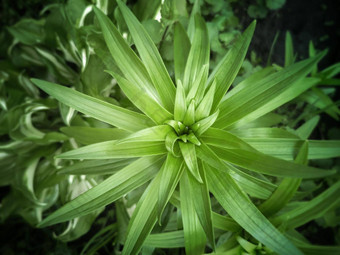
[31,1,340,254]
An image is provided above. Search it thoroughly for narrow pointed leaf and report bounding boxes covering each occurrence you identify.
[58,158,135,175]
[201,127,256,151]
[183,99,195,126]
[158,154,184,222]
[106,71,173,124]
[187,161,215,250]
[216,52,326,128]
[179,142,202,183]
[296,116,320,139]
[122,169,162,255]
[31,79,152,132]
[174,22,191,83]
[191,110,219,136]
[117,0,176,110]
[208,21,256,111]
[212,146,336,178]
[144,231,185,248]
[205,164,303,255]
[58,126,171,159]
[180,170,206,255]
[60,126,130,145]
[258,141,308,216]
[195,79,216,120]
[37,156,164,227]
[285,31,295,67]
[273,180,340,230]
[186,65,209,104]
[183,14,209,92]
[93,7,159,102]
[174,80,187,121]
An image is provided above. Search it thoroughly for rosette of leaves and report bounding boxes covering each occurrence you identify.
[31,1,340,254]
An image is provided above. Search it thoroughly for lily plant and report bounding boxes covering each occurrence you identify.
[31,1,339,254]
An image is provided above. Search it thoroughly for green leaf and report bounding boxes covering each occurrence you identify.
[187,161,215,250]
[58,158,135,175]
[195,79,216,121]
[60,126,130,145]
[183,99,195,126]
[258,141,308,216]
[201,127,256,151]
[208,21,256,111]
[144,231,185,248]
[117,0,176,111]
[296,116,320,139]
[216,51,326,129]
[273,180,340,230]
[196,142,276,200]
[106,71,173,124]
[92,7,159,102]
[183,14,210,93]
[285,31,295,67]
[212,146,335,178]
[180,170,206,255]
[191,110,219,136]
[186,65,209,104]
[37,156,164,227]
[205,164,303,255]
[243,138,340,160]
[8,18,45,45]
[57,126,170,159]
[174,22,191,83]
[179,142,202,183]
[122,167,163,255]
[31,79,153,132]
[174,80,187,122]
[158,154,184,222]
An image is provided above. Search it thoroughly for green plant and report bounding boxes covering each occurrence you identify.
[3,0,338,254]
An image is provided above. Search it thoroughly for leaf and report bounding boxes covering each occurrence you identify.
[208,21,256,111]
[37,156,164,227]
[144,231,185,248]
[216,51,326,129]
[187,161,215,250]
[179,142,202,183]
[117,0,176,111]
[158,154,184,222]
[57,126,170,159]
[273,180,340,230]
[191,110,219,136]
[211,146,336,178]
[296,116,320,139]
[31,79,153,132]
[183,14,210,93]
[186,65,209,104]
[258,141,308,216]
[174,80,187,122]
[174,22,191,83]
[58,158,135,175]
[183,99,195,126]
[106,71,173,124]
[180,170,206,255]
[205,164,303,255]
[201,127,256,151]
[60,126,130,145]
[195,79,216,121]
[285,31,295,67]
[122,167,163,255]
[92,7,159,102]
[243,138,340,160]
